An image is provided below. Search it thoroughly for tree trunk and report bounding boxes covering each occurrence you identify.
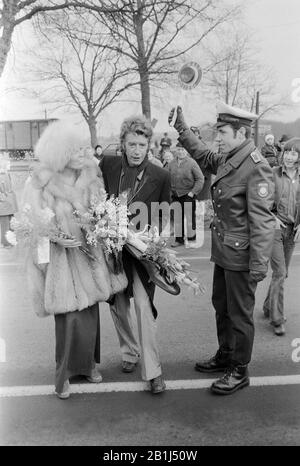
[0,1,18,78]
[139,65,151,119]
[88,116,98,148]
[134,0,151,119]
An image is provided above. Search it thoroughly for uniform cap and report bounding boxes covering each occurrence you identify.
[216,102,258,129]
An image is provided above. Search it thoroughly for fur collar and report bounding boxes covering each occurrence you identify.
[32,158,103,212]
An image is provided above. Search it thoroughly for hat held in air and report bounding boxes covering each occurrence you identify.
[216,102,258,129]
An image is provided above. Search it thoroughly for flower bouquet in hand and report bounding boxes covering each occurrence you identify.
[74,189,130,273]
[126,227,205,295]
[6,203,92,262]
[6,204,58,248]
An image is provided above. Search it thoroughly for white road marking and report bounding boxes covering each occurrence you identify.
[2,252,300,266]
[1,375,300,398]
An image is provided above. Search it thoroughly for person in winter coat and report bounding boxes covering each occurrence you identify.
[261,134,279,167]
[23,121,127,399]
[168,142,204,248]
[263,137,300,336]
[0,157,18,247]
[169,103,275,396]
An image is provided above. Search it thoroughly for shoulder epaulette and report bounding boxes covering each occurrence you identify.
[250,149,261,164]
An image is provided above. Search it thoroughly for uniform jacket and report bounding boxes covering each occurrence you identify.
[180,130,276,273]
[24,159,127,318]
[272,166,300,228]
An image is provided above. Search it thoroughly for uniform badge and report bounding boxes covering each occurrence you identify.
[257,182,269,198]
[250,150,261,164]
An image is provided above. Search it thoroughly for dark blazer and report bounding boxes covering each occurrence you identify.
[100,156,171,316]
[100,156,171,230]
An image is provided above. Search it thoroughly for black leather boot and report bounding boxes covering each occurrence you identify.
[210,365,249,395]
[195,349,231,373]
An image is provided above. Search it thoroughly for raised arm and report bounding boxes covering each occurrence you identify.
[168,107,221,175]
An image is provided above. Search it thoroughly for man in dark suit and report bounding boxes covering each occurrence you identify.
[100,115,171,394]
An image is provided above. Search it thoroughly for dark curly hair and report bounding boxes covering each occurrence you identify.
[119,115,153,154]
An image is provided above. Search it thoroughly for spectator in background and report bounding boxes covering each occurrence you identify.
[0,157,18,248]
[160,132,172,151]
[263,137,300,336]
[261,134,279,167]
[276,134,292,164]
[168,142,204,248]
[162,149,174,169]
[148,148,163,167]
[94,144,103,163]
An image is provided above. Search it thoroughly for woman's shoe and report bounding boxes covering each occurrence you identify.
[55,380,70,399]
[86,368,103,383]
[274,324,285,336]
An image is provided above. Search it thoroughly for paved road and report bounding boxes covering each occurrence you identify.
[1,233,300,446]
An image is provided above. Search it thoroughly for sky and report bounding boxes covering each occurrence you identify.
[0,0,300,140]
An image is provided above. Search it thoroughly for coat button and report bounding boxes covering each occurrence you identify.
[235,242,239,246]
[217,204,221,208]
[218,189,222,194]
[213,186,216,190]
[217,232,221,236]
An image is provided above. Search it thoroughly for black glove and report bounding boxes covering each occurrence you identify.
[168,106,189,134]
[249,270,266,283]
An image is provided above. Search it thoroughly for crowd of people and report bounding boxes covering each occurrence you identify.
[1,101,300,400]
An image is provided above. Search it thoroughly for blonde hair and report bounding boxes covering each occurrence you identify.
[34,120,84,172]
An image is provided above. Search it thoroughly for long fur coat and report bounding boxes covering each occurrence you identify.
[24,158,127,318]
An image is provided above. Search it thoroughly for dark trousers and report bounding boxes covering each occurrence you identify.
[212,264,257,366]
[0,214,12,246]
[263,225,295,325]
[172,193,196,243]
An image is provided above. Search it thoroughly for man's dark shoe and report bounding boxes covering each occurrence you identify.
[171,241,184,248]
[195,350,230,373]
[122,361,137,373]
[150,375,166,394]
[274,324,285,336]
[210,365,250,395]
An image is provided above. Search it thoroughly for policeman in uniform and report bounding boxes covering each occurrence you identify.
[168,103,276,395]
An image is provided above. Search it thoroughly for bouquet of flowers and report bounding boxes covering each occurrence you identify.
[6,204,57,248]
[74,189,130,273]
[126,227,205,295]
[6,204,93,262]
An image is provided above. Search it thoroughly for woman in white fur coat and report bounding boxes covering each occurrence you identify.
[24,121,127,399]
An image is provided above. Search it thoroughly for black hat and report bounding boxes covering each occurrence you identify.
[279,134,291,143]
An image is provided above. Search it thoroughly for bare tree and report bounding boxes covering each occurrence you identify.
[0,0,129,78]
[203,28,289,118]
[82,0,240,119]
[23,12,138,145]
